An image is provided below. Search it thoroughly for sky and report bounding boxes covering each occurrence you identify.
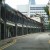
[36,0,49,4]
[5,0,49,9]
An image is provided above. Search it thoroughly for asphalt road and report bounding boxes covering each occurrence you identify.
[3,32,50,50]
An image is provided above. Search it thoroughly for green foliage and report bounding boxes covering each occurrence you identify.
[44,6,50,30]
[48,22,50,29]
[44,6,49,16]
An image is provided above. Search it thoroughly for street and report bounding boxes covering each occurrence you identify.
[0,0,50,50]
[3,32,50,50]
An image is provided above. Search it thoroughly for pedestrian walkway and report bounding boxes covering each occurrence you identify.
[0,37,17,50]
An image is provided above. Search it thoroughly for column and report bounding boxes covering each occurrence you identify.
[22,25,24,35]
[0,2,1,40]
[30,26,31,33]
[7,27,10,38]
[15,23,17,36]
[4,22,7,39]
[26,26,28,34]
[0,23,1,40]
[26,23,28,34]
[26,21,28,34]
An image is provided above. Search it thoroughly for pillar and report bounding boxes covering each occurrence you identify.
[26,24,28,34]
[4,22,7,39]
[15,23,17,36]
[0,23,1,40]
[22,25,24,35]
[0,2,1,40]
[27,27,28,34]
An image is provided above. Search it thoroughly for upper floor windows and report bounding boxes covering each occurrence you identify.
[30,7,44,10]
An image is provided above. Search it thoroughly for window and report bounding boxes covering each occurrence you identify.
[30,14,33,17]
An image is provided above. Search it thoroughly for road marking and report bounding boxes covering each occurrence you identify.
[0,39,16,50]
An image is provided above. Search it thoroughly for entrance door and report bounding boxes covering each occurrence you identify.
[7,26,16,38]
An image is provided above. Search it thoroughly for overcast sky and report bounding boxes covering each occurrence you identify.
[5,0,49,9]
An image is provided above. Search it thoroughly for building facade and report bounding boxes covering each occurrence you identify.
[29,5,48,25]
[17,0,48,30]
[0,1,43,40]
[29,0,35,5]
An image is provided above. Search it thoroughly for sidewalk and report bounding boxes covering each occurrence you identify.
[0,37,16,47]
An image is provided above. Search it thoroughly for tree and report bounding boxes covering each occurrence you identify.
[44,6,49,16]
[44,5,50,30]
[44,6,50,30]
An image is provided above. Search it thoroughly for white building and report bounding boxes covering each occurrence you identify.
[29,5,48,25]
[17,0,48,28]
[17,5,29,17]
[29,0,35,5]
